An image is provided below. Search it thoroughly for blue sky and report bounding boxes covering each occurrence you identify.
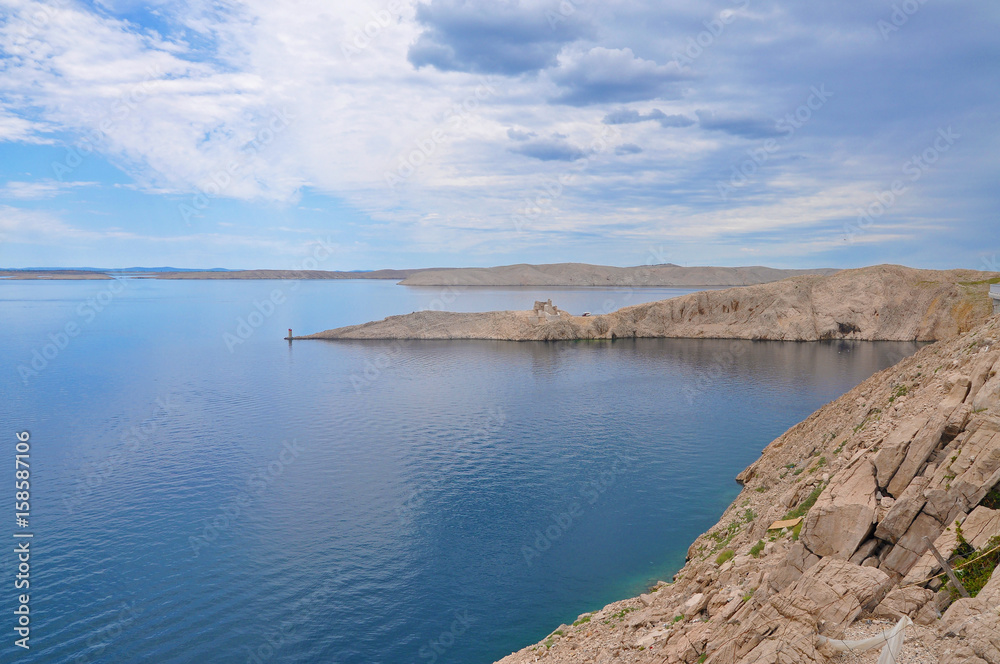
[0,0,998,270]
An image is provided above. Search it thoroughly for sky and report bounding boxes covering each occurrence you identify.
[0,0,998,271]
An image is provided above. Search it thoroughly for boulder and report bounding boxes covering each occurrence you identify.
[875,416,930,489]
[887,415,949,497]
[922,487,969,525]
[767,542,820,593]
[880,512,945,577]
[951,421,1000,506]
[959,505,1000,548]
[942,597,1000,663]
[938,645,988,664]
[977,563,1000,607]
[848,538,880,565]
[800,460,877,559]
[874,477,929,543]
[872,586,934,618]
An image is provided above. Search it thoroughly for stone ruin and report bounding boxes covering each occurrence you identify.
[529,299,562,323]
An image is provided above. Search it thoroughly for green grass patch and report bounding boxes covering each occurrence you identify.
[572,614,592,626]
[715,549,735,565]
[808,457,827,473]
[949,535,1000,600]
[749,540,765,558]
[784,482,827,521]
[982,485,1000,510]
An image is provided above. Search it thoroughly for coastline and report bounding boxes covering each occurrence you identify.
[493,314,1000,664]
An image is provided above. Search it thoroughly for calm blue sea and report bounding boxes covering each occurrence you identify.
[0,279,921,664]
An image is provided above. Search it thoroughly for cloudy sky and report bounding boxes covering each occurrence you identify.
[0,0,997,270]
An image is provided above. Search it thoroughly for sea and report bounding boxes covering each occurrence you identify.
[0,279,922,663]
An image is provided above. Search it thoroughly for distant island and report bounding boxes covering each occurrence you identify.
[0,263,836,286]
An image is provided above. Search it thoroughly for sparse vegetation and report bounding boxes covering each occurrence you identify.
[601,607,636,625]
[948,534,1000,600]
[749,540,765,558]
[791,520,804,540]
[808,457,827,473]
[715,549,735,565]
[572,613,593,626]
[982,485,1000,510]
[784,482,826,521]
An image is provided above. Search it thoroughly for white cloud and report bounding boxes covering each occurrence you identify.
[0,0,996,267]
[1,180,99,199]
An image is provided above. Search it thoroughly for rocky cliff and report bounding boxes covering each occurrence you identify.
[300,266,998,342]
[493,314,1000,664]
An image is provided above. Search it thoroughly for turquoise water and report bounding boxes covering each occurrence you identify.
[0,279,921,663]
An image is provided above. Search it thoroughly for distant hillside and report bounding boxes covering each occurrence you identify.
[397,263,839,287]
[0,263,838,285]
[154,269,420,280]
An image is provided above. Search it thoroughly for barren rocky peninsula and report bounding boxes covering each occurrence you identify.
[298,265,998,342]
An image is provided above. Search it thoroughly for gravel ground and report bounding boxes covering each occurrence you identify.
[830,619,938,664]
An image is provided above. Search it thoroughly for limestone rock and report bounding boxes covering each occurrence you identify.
[872,586,934,618]
[887,415,949,498]
[874,416,929,489]
[800,460,877,559]
[766,542,820,593]
[848,538,880,565]
[938,645,988,664]
[874,476,929,543]
[881,512,945,577]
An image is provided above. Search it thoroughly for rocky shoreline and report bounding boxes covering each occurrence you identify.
[492,314,1000,664]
